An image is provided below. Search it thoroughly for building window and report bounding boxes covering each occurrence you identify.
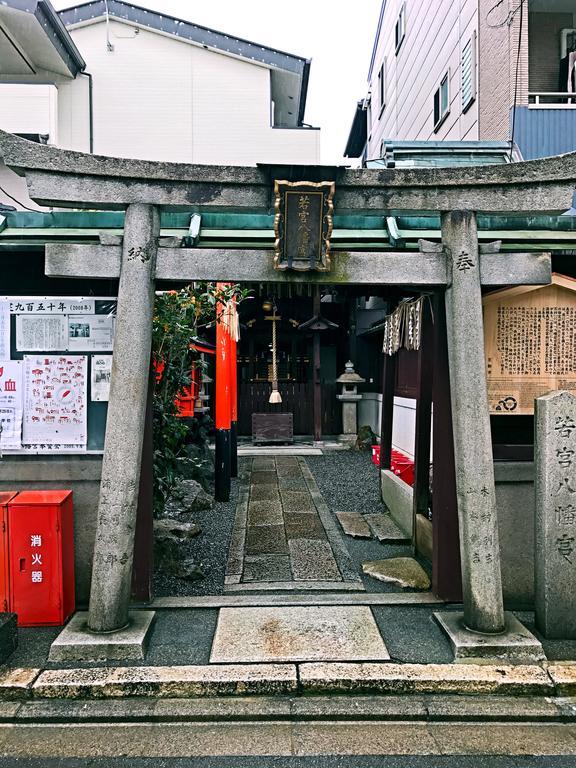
[378,59,386,114]
[433,72,450,131]
[461,32,476,112]
[395,4,406,53]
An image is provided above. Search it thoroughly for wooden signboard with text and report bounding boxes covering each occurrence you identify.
[483,274,576,415]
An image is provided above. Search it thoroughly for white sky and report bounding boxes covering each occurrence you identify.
[53,0,382,165]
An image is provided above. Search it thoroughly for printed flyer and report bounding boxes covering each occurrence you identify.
[23,355,87,448]
[91,355,112,401]
[68,315,115,352]
[0,361,23,449]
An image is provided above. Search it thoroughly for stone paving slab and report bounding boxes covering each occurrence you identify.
[251,459,276,471]
[364,513,410,543]
[363,558,431,590]
[245,525,288,556]
[251,471,278,485]
[247,501,284,526]
[276,466,303,479]
[249,486,282,502]
[289,539,342,581]
[278,476,309,491]
[284,512,327,540]
[336,512,372,538]
[243,555,292,582]
[209,606,390,663]
[280,490,316,512]
[32,664,298,699]
[298,662,555,696]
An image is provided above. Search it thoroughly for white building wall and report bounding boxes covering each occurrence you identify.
[57,19,319,165]
[0,84,58,141]
[367,0,479,159]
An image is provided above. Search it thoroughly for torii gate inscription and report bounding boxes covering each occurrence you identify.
[1,130,573,660]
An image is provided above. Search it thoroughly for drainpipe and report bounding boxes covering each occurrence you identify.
[79,71,94,153]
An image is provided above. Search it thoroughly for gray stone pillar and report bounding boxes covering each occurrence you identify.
[88,203,160,633]
[535,391,576,638]
[441,210,505,634]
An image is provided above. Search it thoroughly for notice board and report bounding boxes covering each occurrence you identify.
[483,274,576,415]
[0,296,116,452]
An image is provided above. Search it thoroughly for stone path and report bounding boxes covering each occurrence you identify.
[225,457,363,591]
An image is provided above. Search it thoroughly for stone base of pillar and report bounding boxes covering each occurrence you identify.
[434,611,545,664]
[48,610,155,663]
[338,433,357,446]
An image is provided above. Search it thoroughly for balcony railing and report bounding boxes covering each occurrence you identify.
[529,92,576,108]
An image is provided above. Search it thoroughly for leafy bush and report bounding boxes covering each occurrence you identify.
[151,283,248,516]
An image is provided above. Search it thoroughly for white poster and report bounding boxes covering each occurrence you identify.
[16,315,67,352]
[23,356,87,448]
[91,355,112,401]
[68,315,115,352]
[0,303,9,359]
[0,361,23,449]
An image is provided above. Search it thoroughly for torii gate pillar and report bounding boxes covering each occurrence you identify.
[88,203,159,634]
[434,210,544,661]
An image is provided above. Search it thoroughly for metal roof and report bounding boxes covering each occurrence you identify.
[2,209,576,254]
[0,0,85,77]
[344,101,368,159]
[58,0,311,124]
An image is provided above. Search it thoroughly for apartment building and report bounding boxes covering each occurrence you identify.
[345,0,576,163]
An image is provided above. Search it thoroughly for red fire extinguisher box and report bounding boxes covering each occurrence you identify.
[0,493,17,614]
[8,490,75,627]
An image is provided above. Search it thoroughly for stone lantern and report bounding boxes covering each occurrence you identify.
[336,361,365,444]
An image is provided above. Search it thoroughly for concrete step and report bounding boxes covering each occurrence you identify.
[149,593,444,608]
[5,693,576,724]
[3,662,574,701]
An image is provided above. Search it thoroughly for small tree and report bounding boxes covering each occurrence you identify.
[151,283,247,516]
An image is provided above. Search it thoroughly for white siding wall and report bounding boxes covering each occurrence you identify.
[0,84,58,141]
[56,19,319,165]
[367,0,479,158]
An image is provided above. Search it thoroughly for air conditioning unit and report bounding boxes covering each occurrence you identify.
[561,29,576,58]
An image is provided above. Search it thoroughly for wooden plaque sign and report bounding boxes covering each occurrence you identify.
[273,180,334,272]
[483,274,576,415]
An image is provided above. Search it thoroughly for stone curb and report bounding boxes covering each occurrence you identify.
[298,663,555,696]
[5,662,576,700]
[31,664,298,699]
[0,668,42,700]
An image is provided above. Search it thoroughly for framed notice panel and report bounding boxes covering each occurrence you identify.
[0,296,116,453]
[484,274,576,415]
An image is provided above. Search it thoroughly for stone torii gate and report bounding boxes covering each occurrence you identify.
[1,129,574,660]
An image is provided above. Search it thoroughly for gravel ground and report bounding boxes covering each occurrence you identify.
[305,450,430,592]
[153,458,248,597]
[305,450,384,514]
